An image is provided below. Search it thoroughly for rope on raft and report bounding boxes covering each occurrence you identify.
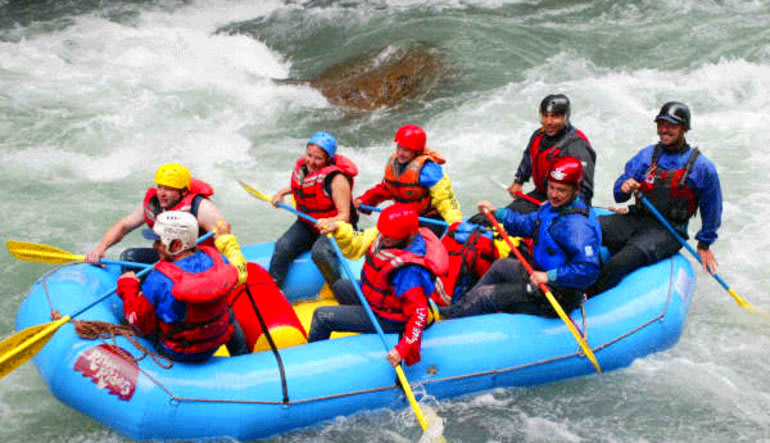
[71,318,173,370]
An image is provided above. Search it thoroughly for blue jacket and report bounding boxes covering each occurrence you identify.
[387,233,436,299]
[613,143,722,245]
[496,197,602,290]
[141,251,228,323]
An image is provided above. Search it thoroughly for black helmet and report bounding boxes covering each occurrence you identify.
[655,101,691,130]
[540,94,571,120]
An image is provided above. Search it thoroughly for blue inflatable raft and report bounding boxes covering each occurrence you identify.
[15,242,696,440]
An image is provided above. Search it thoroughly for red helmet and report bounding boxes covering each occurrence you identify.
[393,124,426,152]
[377,204,419,240]
[548,156,584,190]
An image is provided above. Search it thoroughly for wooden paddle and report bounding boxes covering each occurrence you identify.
[6,240,150,268]
[238,179,445,439]
[636,193,764,316]
[483,208,602,373]
[0,231,215,379]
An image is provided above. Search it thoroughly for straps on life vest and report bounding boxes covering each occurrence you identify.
[636,145,700,224]
[529,129,589,194]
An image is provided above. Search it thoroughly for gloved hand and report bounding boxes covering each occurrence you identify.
[215,234,248,285]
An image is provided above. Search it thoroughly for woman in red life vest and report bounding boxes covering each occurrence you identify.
[116,211,249,362]
[269,132,359,291]
[85,163,248,284]
[354,124,462,238]
[307,204,449,367]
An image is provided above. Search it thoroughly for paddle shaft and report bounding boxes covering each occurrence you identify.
[326,233,430,430]
[483,209,602,373]
[515,191,544,206]
[358,204,448,227]
[636,193,757,313]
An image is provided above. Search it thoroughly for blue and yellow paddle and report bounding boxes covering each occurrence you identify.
[636,193,762,316]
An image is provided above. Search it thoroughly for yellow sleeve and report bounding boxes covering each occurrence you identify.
[493,237,513,259]
[429,175,463,224]
[214,234,248,285]
[331,222,378,260]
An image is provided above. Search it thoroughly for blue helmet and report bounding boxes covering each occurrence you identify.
[307,131,337,158]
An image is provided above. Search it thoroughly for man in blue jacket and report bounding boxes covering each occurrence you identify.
[441,157,602,318]
[586,101,722,296]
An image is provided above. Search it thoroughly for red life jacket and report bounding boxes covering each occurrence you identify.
[383,148,445,216]
[437,224,499,306]
[290,154,358,229]
[153,245,239,355]
[636,145,700,224]
[143,178,214,228]
[529,129,590,193]
[360,228,449,322]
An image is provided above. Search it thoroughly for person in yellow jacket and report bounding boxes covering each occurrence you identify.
[85,163,248,284]
[355,124,462,237]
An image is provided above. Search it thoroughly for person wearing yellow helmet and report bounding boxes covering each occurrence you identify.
[85,163,248,284]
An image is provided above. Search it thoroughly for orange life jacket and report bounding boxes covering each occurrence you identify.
[154,246,238,355]
[383,149,445,216]
[360,228,449,322]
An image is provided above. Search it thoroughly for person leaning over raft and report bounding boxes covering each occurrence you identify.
[586,102,722,296]
[441,157,601,319]
[307,204,449,367]
[84,163,248,284]
[268,131,358,291]
[117,211,249,362]
[506,94,596,212]
[354,124,462,237]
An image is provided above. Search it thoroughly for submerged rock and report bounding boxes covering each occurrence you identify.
[309,45,446,111]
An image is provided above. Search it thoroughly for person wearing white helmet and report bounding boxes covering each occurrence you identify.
[84,163,247,285]
[116,211,248,362]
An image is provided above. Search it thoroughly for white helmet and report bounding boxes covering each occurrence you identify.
[152,211,199,254]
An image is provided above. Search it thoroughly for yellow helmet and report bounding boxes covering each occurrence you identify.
[154,163,191,190]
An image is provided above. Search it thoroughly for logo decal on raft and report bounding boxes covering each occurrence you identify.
[74,344,138,401]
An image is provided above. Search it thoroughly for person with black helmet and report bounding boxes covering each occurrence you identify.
[441,157,602,318]
[586,102,723,296]
[506,94,597,212]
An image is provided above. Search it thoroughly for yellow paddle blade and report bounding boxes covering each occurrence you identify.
[0,316,70,379]
[6,240,84,264]
[395,365,429,430]
[396,365,446,441]
[237,180,272,203]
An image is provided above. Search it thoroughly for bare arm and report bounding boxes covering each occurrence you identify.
[271,186,292,208]
[325,174,352,223]
[85,204,145,263]
[195,198,228,236]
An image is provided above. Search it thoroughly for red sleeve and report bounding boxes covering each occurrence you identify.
[117,276,158,336]
[357,181,393,207]
[394,286,430,366]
